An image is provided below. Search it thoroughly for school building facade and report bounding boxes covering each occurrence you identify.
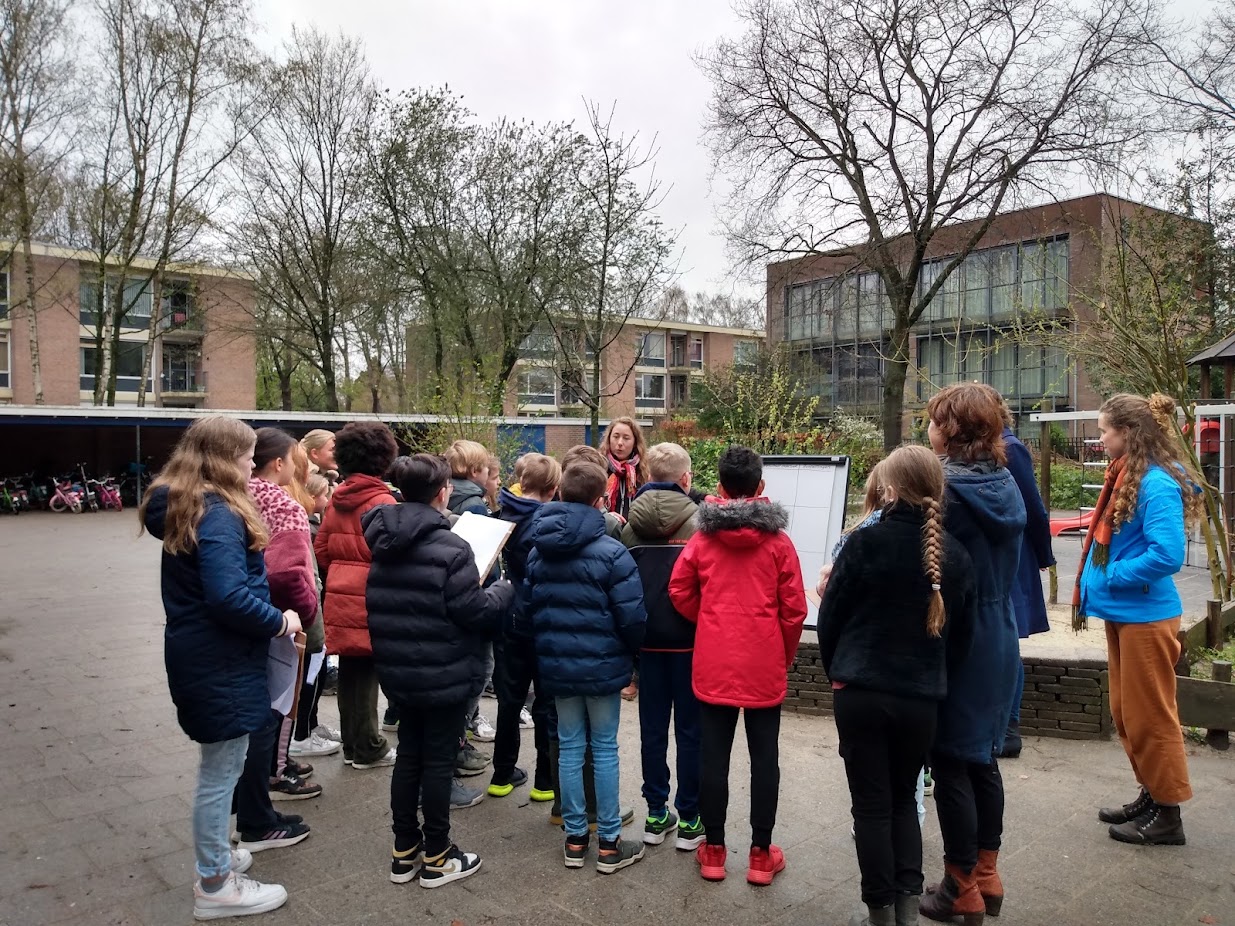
[0,243,257,410]
[764,193,1193,431]
[508,317,764,422]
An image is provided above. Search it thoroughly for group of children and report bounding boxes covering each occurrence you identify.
[144,415,809,920]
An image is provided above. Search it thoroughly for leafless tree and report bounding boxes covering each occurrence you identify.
[702,0,1150,449]
[233,27,373,413]
[0,0,75,404]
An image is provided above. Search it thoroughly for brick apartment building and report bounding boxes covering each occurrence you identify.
[765,193,1192,431]
[507,317,764,421]
[0,243,256,409]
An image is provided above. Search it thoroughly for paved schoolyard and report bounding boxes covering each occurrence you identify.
[1,514,1233,926]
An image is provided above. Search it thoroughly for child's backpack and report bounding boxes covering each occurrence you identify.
[629,545,695,651]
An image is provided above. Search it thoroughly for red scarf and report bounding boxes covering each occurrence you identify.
[605,453,640,517]
[1072,456,1126,630]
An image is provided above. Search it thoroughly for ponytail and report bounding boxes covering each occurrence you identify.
[922,495,945,637]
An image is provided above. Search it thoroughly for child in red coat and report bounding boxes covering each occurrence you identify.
[668,445,807,886]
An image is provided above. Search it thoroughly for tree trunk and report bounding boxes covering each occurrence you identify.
[18,236,43,405]
[137,274,162,408]
[279,367,293,411]
[881,324,912,452]
[590,350,602,446]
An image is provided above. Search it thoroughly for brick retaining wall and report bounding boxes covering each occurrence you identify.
[786,643,1112,740]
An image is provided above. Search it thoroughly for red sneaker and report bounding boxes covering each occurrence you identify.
[697,843,727,881]
[747,845,786,885]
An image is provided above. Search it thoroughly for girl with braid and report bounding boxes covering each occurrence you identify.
[818,445,977,926]
[1083,394,1198,846]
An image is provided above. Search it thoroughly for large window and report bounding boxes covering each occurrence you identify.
[517,366,556,406]
[162,344,204,392]
[80,278,154,328]
[635,331,665,367]
[918,330,1068,402]
[0,331,9,388]
[834,342,885,406]
[689,336,703,368]
[519,328,556,361]
[734,339,759,369]
[635,372,665,408]
[670,374,688,407]
[0,269,8,320]
[161,279,198,329]
[80,340,149,392]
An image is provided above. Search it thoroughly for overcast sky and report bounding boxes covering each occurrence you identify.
[256,0,753,296]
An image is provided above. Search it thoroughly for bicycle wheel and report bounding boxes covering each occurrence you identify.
[50,496,66,513]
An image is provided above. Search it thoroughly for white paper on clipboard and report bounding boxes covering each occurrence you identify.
[451,511,515,583]
[267,635,299,714]
[305,650,325,686]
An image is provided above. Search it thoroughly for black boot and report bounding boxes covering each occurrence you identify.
[1108,802,1185,846]
[1098,788,1151,824]
[894,894,920,926]
[848,904,896,926]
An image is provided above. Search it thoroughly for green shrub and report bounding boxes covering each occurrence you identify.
[1043,461,1087,510]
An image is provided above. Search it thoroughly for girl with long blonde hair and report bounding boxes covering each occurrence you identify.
[1082,393,1197,847]
[139,416,301,920]
[818,445,976,926]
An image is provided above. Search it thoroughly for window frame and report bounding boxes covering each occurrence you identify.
[634,371,666,408]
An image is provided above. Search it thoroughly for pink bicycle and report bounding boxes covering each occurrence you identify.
[90,477,123,511]
[48,477,84,513]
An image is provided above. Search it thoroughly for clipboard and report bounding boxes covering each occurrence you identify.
[268,631,307,716]
[451,512,516,583]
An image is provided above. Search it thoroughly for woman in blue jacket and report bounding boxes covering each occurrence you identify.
[1080,394,1198,847]
[921,384,1026,926]
[140,416,303,921]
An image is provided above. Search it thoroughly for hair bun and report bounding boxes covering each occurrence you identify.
[1148,393,1176,417]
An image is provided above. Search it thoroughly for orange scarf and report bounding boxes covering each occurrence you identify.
[1072,456,1126,630]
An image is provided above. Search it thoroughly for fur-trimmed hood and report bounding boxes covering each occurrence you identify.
[696,496,789,549]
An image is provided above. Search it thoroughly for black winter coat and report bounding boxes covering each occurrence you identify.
[363,502,513,708]
[143,487,285,744]
[817,504,977,701]
[526,502,647,697]
[496,487,545,639]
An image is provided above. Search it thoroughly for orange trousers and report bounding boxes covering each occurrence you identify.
[1105,617,1192,805]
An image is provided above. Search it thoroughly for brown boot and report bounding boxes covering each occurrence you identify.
[973,849,1004,916]
[920,863,985,925]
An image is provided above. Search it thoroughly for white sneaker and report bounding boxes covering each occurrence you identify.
[230,848,253,874]
[470,714,496,743]
[289,733,341,757]
[313,723,341,742]
[351,747,397,769]
[193,872,287,920]
[519,707,534,730]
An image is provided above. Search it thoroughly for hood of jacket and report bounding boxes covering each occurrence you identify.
[143,484,170,539]
[943,460,1025,542]
[497,486,543,533]
[363,502,449,562]
[695,496,789,549]
[249,477,309,535]
[626,485,696,541]
[530,501,606,559]
[448,477,486,511]
[331,473,395,513]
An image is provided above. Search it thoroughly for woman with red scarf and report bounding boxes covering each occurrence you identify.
[600,417,649,522]
[600,417,649,699]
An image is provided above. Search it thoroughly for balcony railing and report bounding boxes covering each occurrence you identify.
[161,368,207,393]
[159,308,205,333]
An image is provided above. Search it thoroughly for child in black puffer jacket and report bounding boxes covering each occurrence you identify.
[363,454,512,890]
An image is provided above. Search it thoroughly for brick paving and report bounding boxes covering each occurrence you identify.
[1,513,1234,926]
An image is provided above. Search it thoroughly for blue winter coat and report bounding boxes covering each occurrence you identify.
[1004,429,1055,637]
[935,460,1026,763]
[143,487,285,744]
[1079,464,1186,624]
[526,501,647,697]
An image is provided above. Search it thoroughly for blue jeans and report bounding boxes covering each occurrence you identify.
[194,735,249,880]
[638,651,700,819]
[557,694,622,842]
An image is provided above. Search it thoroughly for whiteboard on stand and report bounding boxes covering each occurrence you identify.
[761,455,851,630]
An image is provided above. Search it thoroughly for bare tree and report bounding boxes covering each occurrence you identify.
[702,0,1149,449]
[549,100,679,443]
[233,27,372,412]
[0,0,75,404]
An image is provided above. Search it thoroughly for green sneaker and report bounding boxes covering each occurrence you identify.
[675,815,705,851]
[643,810,678,846]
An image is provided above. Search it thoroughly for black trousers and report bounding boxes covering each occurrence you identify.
[337,655,388,764]
[292,664,324,741]
[930,751,1005,871]
[234,709,281,833]
[699,702,781,849]
[835,687,937,906]
[390,699,467,857]
[492,637,552,789]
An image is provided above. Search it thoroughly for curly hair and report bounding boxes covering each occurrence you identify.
[880,445,947,637]
[926,382,1007,467]
[334,421,398,478]
[1101,393,1203,530]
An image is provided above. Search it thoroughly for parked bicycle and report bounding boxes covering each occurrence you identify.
[0,478,26,515]
[90,476,124,511]
[47,477,84,514]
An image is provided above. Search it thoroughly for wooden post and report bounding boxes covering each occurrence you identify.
[1206,660,1232,751]
[1225,361,1233,401]
[1208,598,1224,650]
[1201,363,1212,402]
